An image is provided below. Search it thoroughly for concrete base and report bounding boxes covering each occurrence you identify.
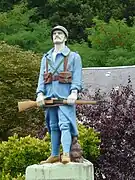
[25,159,94,180]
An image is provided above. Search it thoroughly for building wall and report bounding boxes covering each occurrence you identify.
[82,65,135,95]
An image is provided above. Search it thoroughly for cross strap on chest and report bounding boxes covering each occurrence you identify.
[44,54,72,84]
[45,55,68,74]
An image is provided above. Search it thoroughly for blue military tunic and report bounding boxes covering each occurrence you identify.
[36,46,82,136]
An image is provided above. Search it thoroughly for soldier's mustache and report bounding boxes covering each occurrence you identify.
[55,36,61,39]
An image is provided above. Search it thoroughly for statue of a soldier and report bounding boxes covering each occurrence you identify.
[36,25,82,164]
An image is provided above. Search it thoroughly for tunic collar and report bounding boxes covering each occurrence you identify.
[45,46,70,60]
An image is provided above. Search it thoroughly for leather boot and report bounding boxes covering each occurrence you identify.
[40,156,59,164]
[61,153,71,164]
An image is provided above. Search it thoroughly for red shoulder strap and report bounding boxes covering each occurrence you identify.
[64,53,70,71]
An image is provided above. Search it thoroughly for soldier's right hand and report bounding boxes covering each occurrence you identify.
[36,93,46,107]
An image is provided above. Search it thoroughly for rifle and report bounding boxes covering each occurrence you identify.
[18,99,97,112]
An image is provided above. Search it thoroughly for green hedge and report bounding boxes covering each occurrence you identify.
[0,124,100,179]
[78,124,100,162]
[0,41,44,139]
[0,134,50,179]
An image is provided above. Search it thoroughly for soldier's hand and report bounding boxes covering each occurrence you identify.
[67,90,78,105]
[36,93,46,107]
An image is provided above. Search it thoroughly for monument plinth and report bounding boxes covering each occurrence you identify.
[26,159,94,180]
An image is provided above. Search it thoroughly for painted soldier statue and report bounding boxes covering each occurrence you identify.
[36,25,82,164]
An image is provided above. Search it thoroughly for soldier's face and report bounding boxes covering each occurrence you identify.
[53,30,67,44]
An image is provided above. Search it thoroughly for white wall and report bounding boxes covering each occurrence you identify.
[82,65,135,95]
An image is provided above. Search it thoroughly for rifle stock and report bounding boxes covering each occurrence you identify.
[18,99,97,112]
[18,100,37,112]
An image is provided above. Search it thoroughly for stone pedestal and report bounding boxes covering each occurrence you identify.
[25,159,94,180]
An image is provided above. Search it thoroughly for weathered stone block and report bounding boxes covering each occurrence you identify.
[26,159,94,180]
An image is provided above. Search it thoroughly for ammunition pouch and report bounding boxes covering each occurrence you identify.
[44,72,52,84]
[44,71,72,84]
[58,71,72,83]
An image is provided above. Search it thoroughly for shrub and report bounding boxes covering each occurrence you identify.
[78,124,101,162]
[77,81,135,179]
[1,172,25,180]
[0,134,50,179]
[0,126,100,179]
[0,41,44,140]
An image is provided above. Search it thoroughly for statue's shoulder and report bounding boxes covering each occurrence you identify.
[42,48,53,58]
[69,51,81,61]
[41,53,46,62]
[69,50,80,57]
[41,48,53,62]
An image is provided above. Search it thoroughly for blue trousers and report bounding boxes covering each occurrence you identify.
[47,107,72,156]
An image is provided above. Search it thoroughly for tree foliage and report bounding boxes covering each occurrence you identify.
[1,0,135,41]
[0,2,52,53]
[86,18,135,67]
[87,18,135,51]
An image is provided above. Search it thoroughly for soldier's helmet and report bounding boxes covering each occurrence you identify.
[51,25,68,39]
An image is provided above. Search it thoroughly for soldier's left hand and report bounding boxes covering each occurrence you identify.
[67,90,78,105]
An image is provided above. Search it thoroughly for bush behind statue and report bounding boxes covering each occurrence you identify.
[77,82,135,180]
[0,41,44,140]
[0,134,50,179]
[0,125,100,179]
